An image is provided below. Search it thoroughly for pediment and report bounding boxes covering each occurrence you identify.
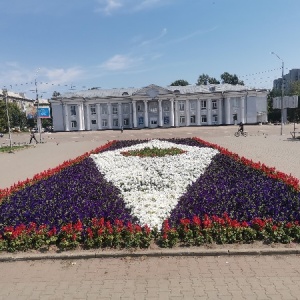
[133,84,172,97]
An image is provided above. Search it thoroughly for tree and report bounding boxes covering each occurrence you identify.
[196,74,220,85]
[52,91,61,97]
[170,79,189,86]
[291,81,300,96]
[220,72,244,85]
[0,102,27,132]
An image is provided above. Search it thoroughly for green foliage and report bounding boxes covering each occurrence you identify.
[0,101,28,132]
[220,72,244,85]
[121,146,186,157]
[196,74,220,85]
[170,79,189,86]
[291,81,300,96]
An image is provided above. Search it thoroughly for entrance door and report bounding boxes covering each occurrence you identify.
[149,117,158,128]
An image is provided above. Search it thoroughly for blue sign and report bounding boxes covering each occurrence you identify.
[38,107,51,118]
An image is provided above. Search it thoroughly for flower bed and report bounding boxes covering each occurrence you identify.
[0,137,300,252]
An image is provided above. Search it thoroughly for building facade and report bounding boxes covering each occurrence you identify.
[273,68,300,93]
[50,84,268,132]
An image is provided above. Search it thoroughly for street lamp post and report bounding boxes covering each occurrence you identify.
[271,51,284,135]
[3,88,13,151]
[35,79,42,143]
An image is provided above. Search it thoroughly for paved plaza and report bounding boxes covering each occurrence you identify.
[0,124,300,299]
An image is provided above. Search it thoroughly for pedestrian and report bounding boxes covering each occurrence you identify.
[121,126,123,133]
[29,129,38,144]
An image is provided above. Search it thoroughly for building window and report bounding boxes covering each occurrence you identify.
[179,102,185,111]
[102,119,107,127]
[123,104,129,114]
[164,116,169,124]
[149,102,158,113]
[201,100,207,109]
[138,117,144,125]
[123,118,129,126]
[150,119,157,125]
[190,101,196,110]
[70,105,76,116]
[212,100,217,109]
[90,105,96,115]
[190,115,196,124]
[101,105,108,115]
[91,119,97,125]
[213,115,218,124]
[112,106,118,115]
[113,119,119,127]
[180,116,185,123]
[201,115,207,123]
[137,104,143,112]
[71,120,77,128]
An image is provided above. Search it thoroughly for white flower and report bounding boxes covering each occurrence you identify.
[91,140,219,229]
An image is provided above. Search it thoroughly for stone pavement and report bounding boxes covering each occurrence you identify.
[1,124,300,299]
[0,255,300,299]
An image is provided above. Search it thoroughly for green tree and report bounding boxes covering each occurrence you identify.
[220,72,244,85]
[0,102,27,132]
[196,74,220,85]
[291,81,300,96]
[170,79,189,86]
[52,91,61,97]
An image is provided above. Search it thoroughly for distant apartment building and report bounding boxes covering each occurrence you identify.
[273,69,300,93]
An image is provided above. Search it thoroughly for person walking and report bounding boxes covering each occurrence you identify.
[29,129,38,144]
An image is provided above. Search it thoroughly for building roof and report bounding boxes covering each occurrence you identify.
[58,83,266,99]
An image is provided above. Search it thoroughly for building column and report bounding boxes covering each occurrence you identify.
[224,97,231,125]
[185,99,190,126]
[170,99,175,127]
[218,99,222,125]
[107,102,112,129]
[143,100,148,127]
[63,103,70,131]
[158,99,163,126]
[118,103,122,128]
[96,104,102,129]
[78,103,84,130]
[174,100,179,127]
[196,99,201,125]
[240,96,245,124]
[132,101,137,128]
[85,103,91,130]
[207,99,212,125]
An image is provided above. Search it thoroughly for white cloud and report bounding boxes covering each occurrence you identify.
[100,54,142,71]
[95,0,123,15]
[95,0,172,15]
[140,28,167,46]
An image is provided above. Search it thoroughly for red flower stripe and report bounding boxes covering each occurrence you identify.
[192,137,300,191]
[0,140,117,203]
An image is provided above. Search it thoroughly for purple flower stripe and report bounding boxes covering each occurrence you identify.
[169,153,300,226]
[0,158,136,233]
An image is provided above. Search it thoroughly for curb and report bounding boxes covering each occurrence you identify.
[0,248,299,262]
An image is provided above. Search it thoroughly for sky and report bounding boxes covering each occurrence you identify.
[0,0,300,100]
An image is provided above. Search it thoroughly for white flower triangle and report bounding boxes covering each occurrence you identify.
[91,140,219,229]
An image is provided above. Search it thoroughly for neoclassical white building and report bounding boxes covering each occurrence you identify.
[50,84,268,131]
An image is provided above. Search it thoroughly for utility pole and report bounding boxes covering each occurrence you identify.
[35,79,42,143]
[271,51,284,135]
[3,88,13,152]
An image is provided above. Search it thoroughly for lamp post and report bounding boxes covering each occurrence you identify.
[271,51,284,135]
[3,88,13,151]
[35,79,42,143]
